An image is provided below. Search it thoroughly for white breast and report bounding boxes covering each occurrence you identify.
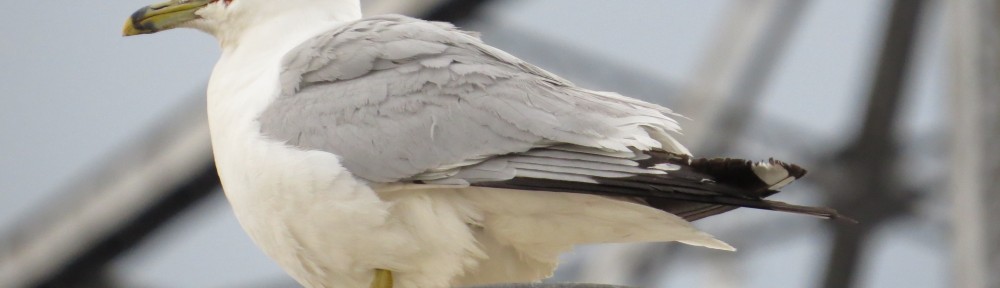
[206,42,493,287]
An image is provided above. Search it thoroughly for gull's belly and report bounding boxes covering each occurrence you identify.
[211,131,485,288]
[212,132,384,287]
[206,48,489,288]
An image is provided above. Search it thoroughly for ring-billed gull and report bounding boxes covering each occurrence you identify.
[123,1,841,287]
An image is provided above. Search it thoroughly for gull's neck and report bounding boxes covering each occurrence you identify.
[216,5,362,57]
[205,2,362,148]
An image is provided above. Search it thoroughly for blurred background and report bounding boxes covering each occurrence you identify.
[1,0,996,287]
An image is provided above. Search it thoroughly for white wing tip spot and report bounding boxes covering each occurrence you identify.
[751,161,795,190]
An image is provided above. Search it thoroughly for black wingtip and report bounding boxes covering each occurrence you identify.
[832,213,860,224]
[769,157,808,178]
[759,199,854,222]
[688,157,782,197]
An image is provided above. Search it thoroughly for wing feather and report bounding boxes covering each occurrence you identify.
[262,14,685,182]
[259,14,843,221]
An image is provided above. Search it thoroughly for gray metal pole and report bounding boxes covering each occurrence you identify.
[819,0,926,287]
[674,0,808,150]
[946,0,1000,287]
[0,99,215,288]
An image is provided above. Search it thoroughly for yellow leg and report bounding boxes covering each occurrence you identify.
[370,269,393,288]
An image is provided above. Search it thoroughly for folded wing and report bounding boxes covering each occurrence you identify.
[259,14,841,221]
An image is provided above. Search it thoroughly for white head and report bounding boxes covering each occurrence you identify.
[123,0,362,45]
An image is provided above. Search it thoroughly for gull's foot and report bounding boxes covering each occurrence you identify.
[370,269,393,288]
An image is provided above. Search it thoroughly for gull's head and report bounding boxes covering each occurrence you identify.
[123,0,361,41]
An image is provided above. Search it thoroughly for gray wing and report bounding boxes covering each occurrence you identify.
[259,15,842,220]
[262,15,687,183]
